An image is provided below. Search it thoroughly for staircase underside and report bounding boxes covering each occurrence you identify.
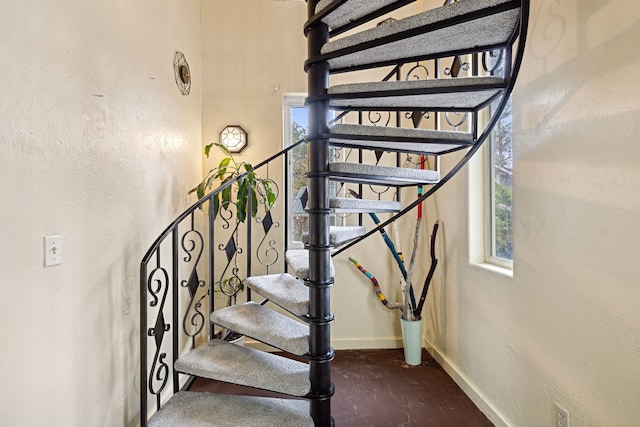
[328,124,473,155]
[319,0,519,72]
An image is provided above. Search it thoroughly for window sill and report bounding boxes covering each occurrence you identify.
[470,261,513,278]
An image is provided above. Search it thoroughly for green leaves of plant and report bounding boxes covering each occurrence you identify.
[263,181,276,208]
[212,192,220,219]
[190,143,278,223]
[216,157,231,179]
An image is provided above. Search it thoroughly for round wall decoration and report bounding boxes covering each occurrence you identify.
[173,51,191,95]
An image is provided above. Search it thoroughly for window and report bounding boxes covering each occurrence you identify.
[283,95,308,249]
[487,95,513,266]
[283,95,339,249]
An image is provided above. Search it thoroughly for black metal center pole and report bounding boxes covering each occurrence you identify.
[305,2,334,426]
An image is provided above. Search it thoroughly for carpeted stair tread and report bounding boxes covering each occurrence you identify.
[329,138,467,155]
[286,249,336,280]
[301,225,367,247]
[315,0,409,32]
[175,339,310,396]
[148,391,313,427]
[329,123,473,154]
[330,162,440,186]
[328,76,505,111]
[210,302,309,356]
[329,197,402,213]
[320,0,520,71]
[246,273,309,317]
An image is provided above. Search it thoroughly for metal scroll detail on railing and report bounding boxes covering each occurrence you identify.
[140,142,302,424]
[482,49,504,73]
[180,215,207,342]
[255,181,281,269]
[405,62,432,125]
[334,0,530,257]
[216,204,244,305]
[146,258,171,410]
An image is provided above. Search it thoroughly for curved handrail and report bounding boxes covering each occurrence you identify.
[140,138,305,267]
[139,137,306,423]
[333,0,530,257]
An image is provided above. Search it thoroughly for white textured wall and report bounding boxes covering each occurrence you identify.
[0,1,202,425]
[423,1,640,426]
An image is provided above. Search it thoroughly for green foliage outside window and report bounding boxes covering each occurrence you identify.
[491,96,513,261]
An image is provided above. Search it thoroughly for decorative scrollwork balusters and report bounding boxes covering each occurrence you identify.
[181,269,207,339]
[181,215,203,264]
[216,219,244,305]
[146,264,171,408]
[405,62,429,81]
[256,210,280,269]
[482,49,505,75]
[445,112,469,131]
[368,184,392,198]
[367,111,391,128]
[179,213,208,342]
[444,55,470,78]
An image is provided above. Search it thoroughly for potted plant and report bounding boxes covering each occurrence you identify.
[190,142,276,222]
[190,142,277,343]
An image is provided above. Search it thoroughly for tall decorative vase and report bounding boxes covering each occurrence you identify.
[400,317,422,366]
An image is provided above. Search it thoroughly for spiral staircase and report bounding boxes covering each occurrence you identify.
[140,1,529,425]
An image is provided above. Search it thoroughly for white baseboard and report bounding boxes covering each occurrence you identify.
[424,339,510,427]
[245,337,404,352]
[331,337,404,350]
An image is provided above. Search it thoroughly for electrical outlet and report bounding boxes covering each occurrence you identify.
[44,235,62,267]
[555,403,569,427]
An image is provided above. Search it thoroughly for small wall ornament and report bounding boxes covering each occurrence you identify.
[220,125,248,153]
[173,51,191,95]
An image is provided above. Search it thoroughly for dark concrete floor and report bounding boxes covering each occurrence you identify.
[190,348,493,426]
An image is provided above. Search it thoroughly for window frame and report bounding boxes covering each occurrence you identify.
[283,94,308,250]
[283,95,340,250]
[484,94,513,270]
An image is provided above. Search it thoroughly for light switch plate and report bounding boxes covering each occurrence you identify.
[45,235,62,267]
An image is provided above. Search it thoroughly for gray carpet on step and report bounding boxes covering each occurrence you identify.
[316,0,400,30]
[322,0,519,70]
[148,392,313,427]
[175,339,310,396]
[330,161,440,183]
[329,76,505,110]
[329,123,472,154]
[329,197,401,213]
[301,225,367,246]
[330,123,473,141]
[286,249,336,280]
[210,302,309,356]
[247,273,309,317]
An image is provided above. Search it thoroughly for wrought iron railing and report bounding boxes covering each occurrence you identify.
[139,140,303,423]
[329,43,521,251]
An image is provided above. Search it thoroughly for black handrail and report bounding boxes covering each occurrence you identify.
[139,139,305,267]
[140,138,304,425]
